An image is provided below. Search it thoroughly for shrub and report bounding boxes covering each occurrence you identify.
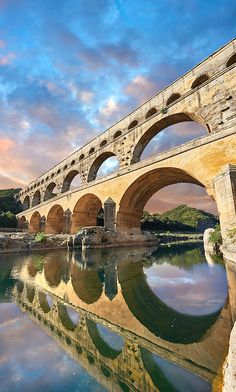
[34,232,47,242]
[209,224,222,245]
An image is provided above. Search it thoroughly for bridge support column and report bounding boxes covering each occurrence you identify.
[104,197,116,230]
[213,164,236,239]
[39,216,46,232]
[63,209,72,234]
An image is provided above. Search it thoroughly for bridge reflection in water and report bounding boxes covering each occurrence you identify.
[11,245,235,392]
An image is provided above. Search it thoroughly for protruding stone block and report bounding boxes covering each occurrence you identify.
[104,197,116,230]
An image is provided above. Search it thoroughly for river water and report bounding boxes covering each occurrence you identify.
[0,243,235,392]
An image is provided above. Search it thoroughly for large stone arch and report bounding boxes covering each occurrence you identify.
[87,152,118,182]
[117,167,205,232]
[61,170,81,193]
[45,204,64,234]
[131,112,210,164]
[70,262,103,304]
[29,211,41,233]
[118,261,221,344]
[71,193,102,233]
[32,190,41,206]
[23,195,30,210]
[44,182,58,201]
[18,215,27,229]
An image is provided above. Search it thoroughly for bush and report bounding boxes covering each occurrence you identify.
[209,224,222,245]
[34,232,47,242]
[0,211,18,228]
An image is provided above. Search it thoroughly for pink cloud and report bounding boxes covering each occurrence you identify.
[0,52,16,66]
[125,75,160,105]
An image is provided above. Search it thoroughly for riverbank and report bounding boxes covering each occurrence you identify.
[0,229,203,254]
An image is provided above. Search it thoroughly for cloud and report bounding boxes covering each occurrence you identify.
[0,52,16,66]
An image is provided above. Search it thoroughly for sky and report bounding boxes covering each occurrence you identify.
[0,0,235,213]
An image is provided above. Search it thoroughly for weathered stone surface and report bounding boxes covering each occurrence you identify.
[71,226,158,249]
[223,322,236,392]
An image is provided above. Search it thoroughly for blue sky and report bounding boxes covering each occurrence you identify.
[0,0,235,211]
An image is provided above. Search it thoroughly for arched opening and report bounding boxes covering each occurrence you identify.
[45,204,64,234]
[61,170,81,193]
[44,255,65,286]
[79,153,85,161]
[71,194,102,233]
[87,152,119,182]
[38,292,52,313]
[117,167,206,233]
[226,53,236,67]
[58,303,80,331]
[114,130,122,139]
[145,107,157,119]
[128,119,138,130]
[118,261,221,343]
[191,74,209,89]
[26,286,35,303]
[70,262,103,304]
[44,182,59,201]
[166,92,181,106]
[18,216,26,229]
[86,319,123,359]
[23,196,30,210]
[131,113,208,164]
[100,139,107,148]
[29,211,41,233]
[89,147,95,154]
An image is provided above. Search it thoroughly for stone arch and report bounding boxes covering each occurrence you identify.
[87,152,118,182]
[29,211,41,233]
[23,195,30,210]
[118,262,220,344]
[86,319,123,359]
[226,52,236,67]
[57,303,79,331]
[114,130,122,139]
[191,74,209,89]
[70,263,103,304]
[71,194,102,233]
[166,92,181,105]
[145,107,157,119]
[44,255,65,286]
[61,170,81,193]
[128,119,138,130]
[44,182,58,201]
[131,112,209,164]
[18,215,26,229]
[117,167,205,232]
[32,190,41,206]
[38,292,52,313]
[45,204,64,234]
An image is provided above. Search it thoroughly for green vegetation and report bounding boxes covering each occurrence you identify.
[209,224,222,246]
[228,227,236,242]
[141,205,218,233]
[0,188,22,228]
[34,232,47,242]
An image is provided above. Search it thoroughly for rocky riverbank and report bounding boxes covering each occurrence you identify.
[0,227,204,254]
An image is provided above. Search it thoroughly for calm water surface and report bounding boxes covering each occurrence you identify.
[0,243,235,392]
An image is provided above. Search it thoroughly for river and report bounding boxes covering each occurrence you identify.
[0,243,235,392]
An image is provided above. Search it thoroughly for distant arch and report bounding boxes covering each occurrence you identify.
[45,204,64,234]
[100,140,107,148]
[166,92,181,106]
[191,74,209,89]
[29,211,41,233]
[61,170,81,193]
[58,303,79,331]
[71,194,102,233]
[23,196,30,210]
[226,53,236,67]
[18,215,26,229]
[89,147,95,154]
[131,112,208,164]
[44,182,58,201]
[145,107,157,119]
[87,152,118,182]
[32,190,41,206]
[38,292,52,313]
[79,154,85,161]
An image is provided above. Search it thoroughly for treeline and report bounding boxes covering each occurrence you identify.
[0,189,22,228]
[141,205,218,233]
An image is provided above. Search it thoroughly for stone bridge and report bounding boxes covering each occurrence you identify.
[11,247,232,391]
[17,39,236,238]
